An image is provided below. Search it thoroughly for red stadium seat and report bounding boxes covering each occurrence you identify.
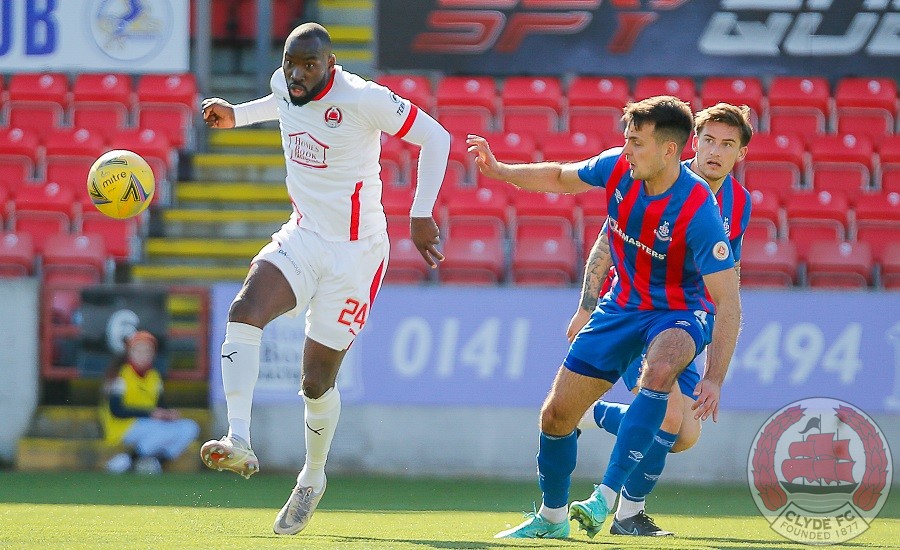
[384,217,429,284]
[567,76,629,135]
[71,73,132,141]
[0,232,35,277]
[809,134,874,197]
[136,74,198,148]
[738,133,805,200]
[478,132,537,165]
[79,213,138,261]
[768,77,831,143]
[42,232,107,283]
[501,76,563,135]
[785,190,850,260]
[435,77,497,134]
[739,238,798,288]
[878,136,900,193]
[881,243,900,289]
[854,192,900,263]
[10,217,71,256]
[582,215,606,263]
[743,219,777,242]
[700,77,764,126]
[442,185,509,225]
[109,128,172,186]
[747,188,783,238]
[440,218,505,284]
[44,128,105,161]
[376,74,434,111]
[0,127,41,167]
[806,240,873,289]
[511,190,578,230]
[834,77,897,143]
[541,131,604,163]
[381,182,414,218]
[512,219,577,285]
[578,188,608,220]
[633,77,697,107]
[0,158,33,187]
[380,134,410,185]
[45,157,96,198]
[6,72,69,136]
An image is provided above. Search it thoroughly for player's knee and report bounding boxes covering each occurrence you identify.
[539,402,575,436]
[639,362,679,391]
[300,375,332,399]
[672,419,701,453]
[228,296,267,327]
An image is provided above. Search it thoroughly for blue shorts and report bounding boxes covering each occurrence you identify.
[564,306,713,386]
[622,357,701,401]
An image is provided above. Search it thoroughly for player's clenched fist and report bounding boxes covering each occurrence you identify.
[201,97,236,129]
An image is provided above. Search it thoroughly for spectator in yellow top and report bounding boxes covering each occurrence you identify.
[101,331,199,474]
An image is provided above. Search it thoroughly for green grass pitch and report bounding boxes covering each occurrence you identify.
[0,472,897,549]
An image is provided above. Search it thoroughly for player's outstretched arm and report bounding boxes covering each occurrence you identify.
[693,267,742,422]
[467,134,593,195]
[201,97,237,129]
[567,230,611,342]
[410,217,444,268]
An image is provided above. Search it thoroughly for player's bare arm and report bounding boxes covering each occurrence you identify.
[410,217,444,268]
[693,267,742,422]
[567,231,612,342]
[201,97,236,129]
[467,134,593,194]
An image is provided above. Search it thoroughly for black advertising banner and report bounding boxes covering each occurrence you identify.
[78,285,169,377]
[377,0,900,79]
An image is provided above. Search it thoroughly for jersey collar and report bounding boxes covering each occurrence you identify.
[311,67,337,101]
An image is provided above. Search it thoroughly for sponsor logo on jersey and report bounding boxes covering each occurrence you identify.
[324,106,343,128]
[609,218,666,260]
[723,216,731,236]
[389,91,401,103]
[655,220,672,242]
[288,132,329,169]
[615,189,624,203]
[713,241,730,261]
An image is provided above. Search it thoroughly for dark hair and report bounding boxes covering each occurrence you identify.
[288,22,332,49]
[622,95,694,153]
[694,103,754,147]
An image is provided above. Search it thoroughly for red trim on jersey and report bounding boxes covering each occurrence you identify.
[291,198,302,224]
[605,154,631,202]
[349,181,363,240]
[728,177,748,240]
[312,69,336,101]
[664,186,709,310]
[633,195,671,310]
[612,178,642,308]
[393,104,419,139]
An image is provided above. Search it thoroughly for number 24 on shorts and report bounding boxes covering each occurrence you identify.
[337,298,368,334]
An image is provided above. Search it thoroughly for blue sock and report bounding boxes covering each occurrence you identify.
[593,401,629,435]
[601,388,669,493]
[621,429,678,502]
[537,430,578,509]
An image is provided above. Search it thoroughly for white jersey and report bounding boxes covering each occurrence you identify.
[237,66,424,241]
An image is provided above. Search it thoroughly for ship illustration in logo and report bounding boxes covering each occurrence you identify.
[780,418,857,495]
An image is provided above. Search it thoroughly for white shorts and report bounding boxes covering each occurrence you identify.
[252,222,390,351]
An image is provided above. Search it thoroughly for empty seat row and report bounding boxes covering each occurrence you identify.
[0,72,197,147]
[376,74,898,141]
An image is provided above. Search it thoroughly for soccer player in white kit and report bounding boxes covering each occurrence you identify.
[198,23,450,535]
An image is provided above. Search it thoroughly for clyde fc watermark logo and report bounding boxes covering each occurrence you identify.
[748,398,892,545]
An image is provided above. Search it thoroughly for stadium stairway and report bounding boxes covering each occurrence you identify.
[16,405,211,472]
[132,129,290,283]
[313,0,375,76]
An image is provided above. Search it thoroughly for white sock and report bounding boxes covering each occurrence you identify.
[616,494,645,520]
[221,322,263,446]
[538,503,567,524]
[599,484,618,510]
[297,387,341,491]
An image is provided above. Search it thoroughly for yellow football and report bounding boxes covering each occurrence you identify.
[87,149,155,219]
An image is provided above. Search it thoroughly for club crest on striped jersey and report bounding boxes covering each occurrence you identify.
[289,132,329,168]
[324,106,343,128]
[654,220,672,242]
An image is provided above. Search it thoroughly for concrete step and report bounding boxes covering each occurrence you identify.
[28,406,211,440]
[191,153,286,182]
[208,129,280,149]
[145,238,268,259]
[16,438,202,473]
[132,264,249,283]
[160,208,288,238]
[175,181,290,204]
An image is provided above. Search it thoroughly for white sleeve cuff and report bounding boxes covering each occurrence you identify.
[233,94,279,127]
